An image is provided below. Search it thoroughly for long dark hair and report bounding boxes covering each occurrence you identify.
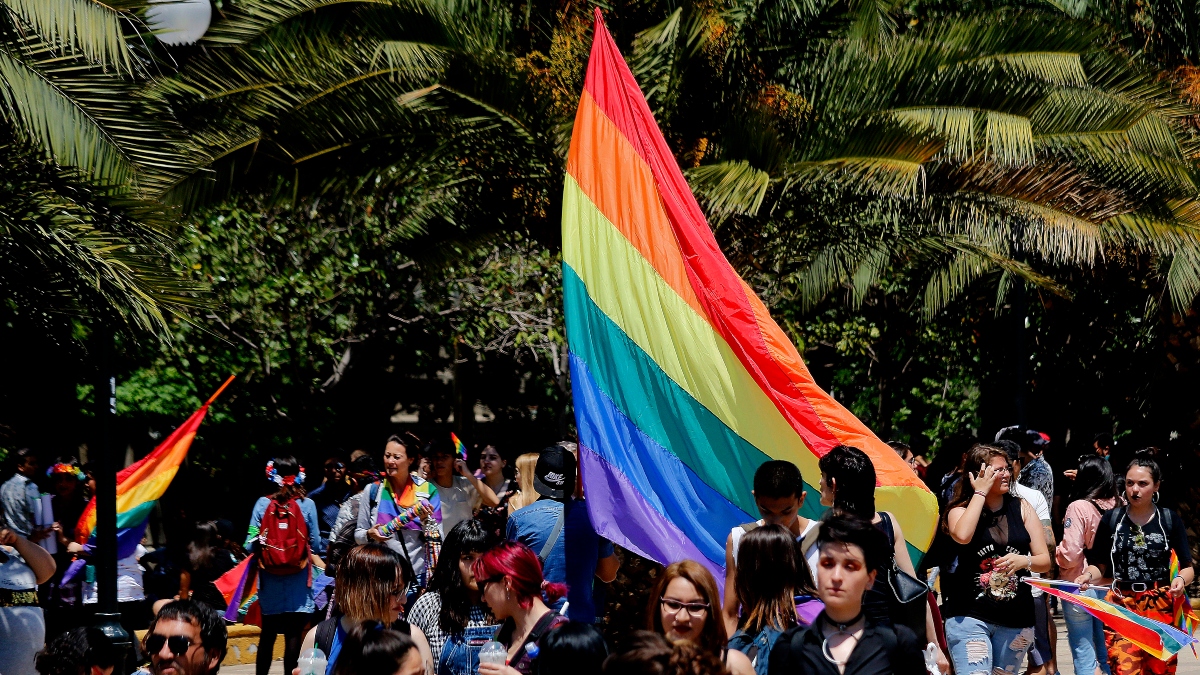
[187,521,220,571]
[818,445,876,518]
[1071,455,1118,503]
[429,519,498,633]
[735,524,816,634]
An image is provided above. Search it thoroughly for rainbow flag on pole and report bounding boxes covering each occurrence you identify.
[74,375,235,558]
[562,10,937,581]
[1025,579,1197,660]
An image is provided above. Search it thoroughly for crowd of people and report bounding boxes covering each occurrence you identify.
[0,426,1194,675]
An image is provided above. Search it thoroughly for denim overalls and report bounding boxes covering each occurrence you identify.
[438,623,502,675]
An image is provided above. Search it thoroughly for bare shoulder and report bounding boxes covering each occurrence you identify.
[726,647,754,675]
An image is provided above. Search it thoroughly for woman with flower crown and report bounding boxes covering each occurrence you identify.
[245,455,321,675]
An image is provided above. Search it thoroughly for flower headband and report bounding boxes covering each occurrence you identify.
[265,460,305,486]
[46,463,86,481]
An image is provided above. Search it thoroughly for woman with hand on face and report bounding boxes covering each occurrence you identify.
[767,514,925,675]
[649,560,753,675]
[427,439,500,536]
[407,519,499,673]
[941,444,1051,675]
[1076,451,1193,675]
[473,541,568,675]
[356,435,441,588]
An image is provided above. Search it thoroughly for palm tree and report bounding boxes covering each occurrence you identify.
[0,0,204,334]
[629,1,1200,318]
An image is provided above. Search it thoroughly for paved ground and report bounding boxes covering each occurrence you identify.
[221,615,1200,675]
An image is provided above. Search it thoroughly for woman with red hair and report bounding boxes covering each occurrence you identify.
[473,541,569,675]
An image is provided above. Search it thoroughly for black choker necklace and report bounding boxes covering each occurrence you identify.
[821,612,865,666]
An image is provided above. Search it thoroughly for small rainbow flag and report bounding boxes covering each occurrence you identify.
[214,555,261,625]
[1025,578,1197,660]
[451,432,468,463]
[563,9,937,581]
[1170,551,1200,654]
[74,376,234,559]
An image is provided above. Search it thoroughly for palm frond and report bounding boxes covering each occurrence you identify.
[0,0,138,73]
[688,160,771,220]
[202,0,401,45]
[0,37,191,195]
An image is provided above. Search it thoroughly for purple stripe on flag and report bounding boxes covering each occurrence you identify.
[580,445,724,583]
[223,565,251,622]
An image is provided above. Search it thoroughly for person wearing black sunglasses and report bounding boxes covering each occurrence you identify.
[143,600,227,675]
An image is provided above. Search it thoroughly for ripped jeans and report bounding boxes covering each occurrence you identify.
[944,615,1035,675]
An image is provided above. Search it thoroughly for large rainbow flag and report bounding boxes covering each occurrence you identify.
[74,375,235,559]
[563,10,937,580]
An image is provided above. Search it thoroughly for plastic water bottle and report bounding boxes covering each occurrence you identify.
[298,647,327,675]
[478,641,508,671]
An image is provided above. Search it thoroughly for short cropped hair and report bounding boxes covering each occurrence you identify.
[148,600,227,673]
[752,460,804,500]
[817,513,891,574]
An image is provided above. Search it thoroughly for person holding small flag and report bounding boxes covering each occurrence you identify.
[1076,451,1196,675]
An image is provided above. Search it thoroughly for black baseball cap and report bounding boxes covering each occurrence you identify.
[533,446,577,499]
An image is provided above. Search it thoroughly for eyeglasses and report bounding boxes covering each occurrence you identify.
[479,575,504,589]
[145,634,197,657]
[660,598,710,617]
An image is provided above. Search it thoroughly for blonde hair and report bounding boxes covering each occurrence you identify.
[507,452,540,514]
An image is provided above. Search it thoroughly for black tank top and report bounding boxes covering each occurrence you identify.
[943,495,1034,628]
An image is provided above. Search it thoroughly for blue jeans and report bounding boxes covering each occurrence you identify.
[1063,587,1111,675]
[437,624,500,675]
[945,615,1034,675]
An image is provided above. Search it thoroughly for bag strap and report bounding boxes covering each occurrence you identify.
[368,482,380,512]
[315,618,337,655]
[539,506,566,564]
[879,511,896,549]
[799,521,821,557]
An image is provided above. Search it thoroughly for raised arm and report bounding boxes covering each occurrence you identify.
[945,465,999,544]
[456,460,500,508]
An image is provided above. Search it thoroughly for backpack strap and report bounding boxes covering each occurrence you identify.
[739,522,761,534]
[315,617,338,656]
[539,506,566,564]
[799,521,821,558]
[368,482,380,512]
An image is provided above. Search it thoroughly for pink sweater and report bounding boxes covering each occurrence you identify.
[1056,497,1118,580]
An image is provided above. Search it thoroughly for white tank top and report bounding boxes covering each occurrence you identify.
[730,519,821,584]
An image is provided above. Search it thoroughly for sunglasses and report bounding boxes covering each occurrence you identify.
[145,634,197,657]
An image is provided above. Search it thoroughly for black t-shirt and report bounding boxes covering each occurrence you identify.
[942,495,1034,628]
[767,612,924,675]
[1086,507,1192,583]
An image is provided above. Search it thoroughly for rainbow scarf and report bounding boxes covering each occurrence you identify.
[375,476,440,531]
[562,9,937,581]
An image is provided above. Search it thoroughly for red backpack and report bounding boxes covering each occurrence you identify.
[258,497,310,575]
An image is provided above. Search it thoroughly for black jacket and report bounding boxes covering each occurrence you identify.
[767,613,925,675]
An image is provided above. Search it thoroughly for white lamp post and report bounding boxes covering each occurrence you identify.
[146,0,212,46]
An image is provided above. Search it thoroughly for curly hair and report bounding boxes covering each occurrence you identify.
[35,627,115,675]
[603,632,728,675]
